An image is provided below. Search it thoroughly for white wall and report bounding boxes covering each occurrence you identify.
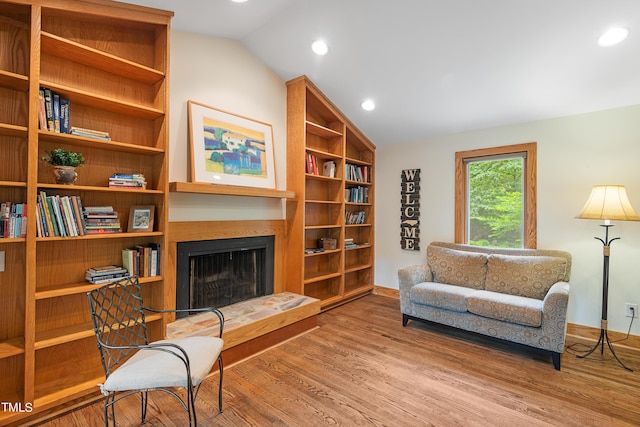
[168,31,287,221]
[375,104,640,334]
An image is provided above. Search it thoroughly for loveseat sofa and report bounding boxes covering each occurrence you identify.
[398,242,572,369]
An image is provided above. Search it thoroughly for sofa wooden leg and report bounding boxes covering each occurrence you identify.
[402,314,409,327]
[551,352,561,370]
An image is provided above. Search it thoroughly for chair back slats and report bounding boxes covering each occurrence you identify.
[87,276,149,377]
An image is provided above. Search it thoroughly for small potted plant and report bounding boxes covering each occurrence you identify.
[41,148,85,185]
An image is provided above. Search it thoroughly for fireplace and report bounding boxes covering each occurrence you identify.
[175,236,275,318]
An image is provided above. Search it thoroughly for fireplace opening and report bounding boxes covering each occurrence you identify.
[176,236,274,318]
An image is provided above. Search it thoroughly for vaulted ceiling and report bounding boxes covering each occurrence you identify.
[122,0,640,146]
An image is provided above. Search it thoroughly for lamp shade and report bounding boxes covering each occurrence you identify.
[577,185,640,221]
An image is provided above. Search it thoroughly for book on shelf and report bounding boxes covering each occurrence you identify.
[344,238,358,249]
[83,205,122,234]
[85,265,129,284]
[39,87,70,133]
[108,173,146,189]
[38,89,47,131]
[122,243,161,277]
[345,186,369,203]
[0,202,27,239]
[345,163,370,183]
[322,160,336,178]
[69,126,111,140]
[306,153,319,175]
[35,192,87,237]
[345,209,366,224]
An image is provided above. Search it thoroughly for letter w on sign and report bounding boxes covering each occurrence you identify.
[400,169,420,251]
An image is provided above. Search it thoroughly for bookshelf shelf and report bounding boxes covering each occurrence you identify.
[0,1,172,423]
[0,337,24,358]
[40,80,164,119]
[306,121,343,138]
[0,122,28,137]
[35,275,164,300]
[286,76,375,310]
[0,69,28,91]
[41,32,165,84]
[39,131,165,154]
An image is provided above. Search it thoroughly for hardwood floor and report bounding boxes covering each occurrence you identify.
[38,295,640,426]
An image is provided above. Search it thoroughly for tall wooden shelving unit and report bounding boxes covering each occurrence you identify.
[0,1,172,425]
[286,76,375,310]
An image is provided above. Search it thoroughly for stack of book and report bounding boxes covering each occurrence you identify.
[85,265,129,284]
[69,126,111,141]
[36,192,85,237]
[108,173,146,190]
[83,206,122,234]
[122,243,161,277]
[344,238,358,249]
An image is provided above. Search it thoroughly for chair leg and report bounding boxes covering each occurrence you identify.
[218,355,224,413]
[141,391,148,424]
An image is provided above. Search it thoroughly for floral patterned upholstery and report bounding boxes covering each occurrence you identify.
[398,242,571,361]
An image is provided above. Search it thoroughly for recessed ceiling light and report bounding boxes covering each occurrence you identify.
[311,40,329,56]
[598,27,629,47]
[230,0,248,3]
[361,99,375,111]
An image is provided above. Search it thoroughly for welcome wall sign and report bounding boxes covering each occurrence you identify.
[401,169,420,251]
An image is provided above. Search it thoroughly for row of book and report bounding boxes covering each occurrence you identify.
[85,265,129,284]
[345,209,366,224]
[345,163,371,183]
[38,87,111,140]
[35,192,123,237]
[345,186,369,203]
[1,202,27,238]
[38,87,69,134]
[122,244,161,277]
[108,173,147,190]
[306,154,337,178]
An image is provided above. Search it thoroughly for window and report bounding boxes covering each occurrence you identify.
[454,142,537,248]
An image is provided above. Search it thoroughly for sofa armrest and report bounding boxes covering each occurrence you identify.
[541,281,570,349]
[398,264,432,291]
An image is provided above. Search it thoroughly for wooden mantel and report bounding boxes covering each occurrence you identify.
[169,181,296,199]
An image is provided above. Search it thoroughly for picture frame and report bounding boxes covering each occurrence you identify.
[188,100,276,189]
[127,206,155,233]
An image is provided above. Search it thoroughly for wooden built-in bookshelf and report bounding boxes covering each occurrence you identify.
[286,76,375,310]
[0,1,172,425]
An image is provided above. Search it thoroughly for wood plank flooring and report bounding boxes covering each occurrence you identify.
[37,295,640,426]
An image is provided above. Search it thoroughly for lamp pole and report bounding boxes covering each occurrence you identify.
[577,224,632,371]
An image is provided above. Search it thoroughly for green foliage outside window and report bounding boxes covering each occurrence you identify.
[468,158,523,248]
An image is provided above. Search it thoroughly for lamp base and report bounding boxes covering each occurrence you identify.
[576,327,633,371]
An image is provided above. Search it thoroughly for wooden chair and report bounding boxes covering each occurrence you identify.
[87,276,224,426]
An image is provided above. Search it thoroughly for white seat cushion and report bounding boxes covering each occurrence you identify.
[103,336,224,393]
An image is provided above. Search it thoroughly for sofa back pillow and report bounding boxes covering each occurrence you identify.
[427,245,488,290]
[485,254,567,300]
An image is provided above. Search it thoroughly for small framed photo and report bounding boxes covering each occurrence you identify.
[128,206,155,232]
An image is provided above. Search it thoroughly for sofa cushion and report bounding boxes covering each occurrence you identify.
[485,254,567,300]
[467,290,543,327]
[427,245,488,290]
[410,282,477,312]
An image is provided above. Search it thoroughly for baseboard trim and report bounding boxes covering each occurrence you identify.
[373,285,640,351]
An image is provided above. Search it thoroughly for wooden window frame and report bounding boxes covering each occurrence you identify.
[454,142,537,249]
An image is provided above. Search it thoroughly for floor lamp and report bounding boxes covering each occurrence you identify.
[576,185,640,371]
